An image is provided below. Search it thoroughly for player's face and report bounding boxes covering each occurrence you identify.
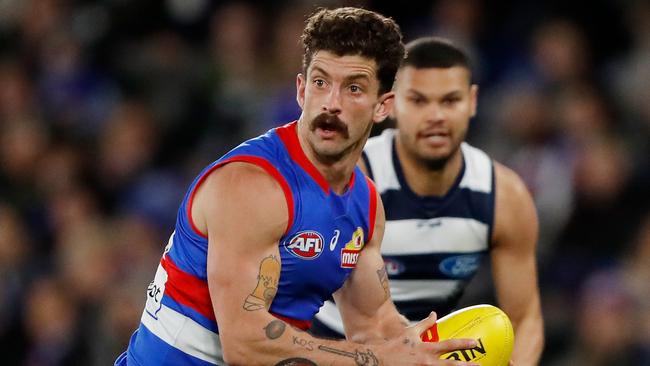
[296,51,392,164]
[393,66,477,170]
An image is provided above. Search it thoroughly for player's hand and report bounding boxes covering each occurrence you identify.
[376,311,480,365]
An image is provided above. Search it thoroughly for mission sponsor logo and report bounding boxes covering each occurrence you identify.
[341,227,364,268]
[285,230,324,259]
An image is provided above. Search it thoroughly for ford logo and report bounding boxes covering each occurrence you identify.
[439,254,482,278]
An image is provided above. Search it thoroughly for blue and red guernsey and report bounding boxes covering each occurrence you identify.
[117,121,377,366]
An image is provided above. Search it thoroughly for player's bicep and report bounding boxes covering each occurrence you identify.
[335,239,390,319]
[491,163,540,315]
[334,192,405,341]
[334,247,391,342]
[492,163,544,363]
[196,163,288,345]
[209,245,282,343]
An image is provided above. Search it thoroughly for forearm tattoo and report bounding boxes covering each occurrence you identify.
[377,267,390,300]
[318,345,379,366]
[243,255,280,311]
[293,335,316,351]
[264,319,286,340]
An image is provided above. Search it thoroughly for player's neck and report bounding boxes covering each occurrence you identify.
[397,143,463,197]
[297,128,363,195]
[317,157,358,195]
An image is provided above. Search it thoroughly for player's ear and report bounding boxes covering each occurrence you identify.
[373,91,395,123]
[469,84,478,118]
[296,73,306,109]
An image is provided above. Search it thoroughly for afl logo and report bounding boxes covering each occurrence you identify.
[285,231,324,259]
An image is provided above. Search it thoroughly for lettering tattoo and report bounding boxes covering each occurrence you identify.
[377,267,389,300]
[264,320,286,340]
[318,345,379,366]
[243,255,280,311]
[274,358,318,366]
[292,336,315,351]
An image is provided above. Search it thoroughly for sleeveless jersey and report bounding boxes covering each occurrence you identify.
[117,121,377,365]
[315,128,495,334]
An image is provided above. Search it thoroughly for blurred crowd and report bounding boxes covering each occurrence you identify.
[0,0,648,365]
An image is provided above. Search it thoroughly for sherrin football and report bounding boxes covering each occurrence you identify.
[420,304,514,366]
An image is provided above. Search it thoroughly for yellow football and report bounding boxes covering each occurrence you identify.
[420,304,514,366]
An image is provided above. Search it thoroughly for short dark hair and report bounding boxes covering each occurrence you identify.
[301,7,404,94]
[402,37,472,78]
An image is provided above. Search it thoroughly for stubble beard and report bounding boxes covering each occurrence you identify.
[422,152,454,171]
[411,138,462,172]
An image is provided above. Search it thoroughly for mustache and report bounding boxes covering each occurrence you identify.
[310,113,349,138]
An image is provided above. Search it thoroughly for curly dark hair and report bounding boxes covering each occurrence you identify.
[301,7,404,94]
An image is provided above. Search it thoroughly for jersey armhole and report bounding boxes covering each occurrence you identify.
[187,155,295,238]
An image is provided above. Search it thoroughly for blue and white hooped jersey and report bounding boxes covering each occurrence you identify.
[117,121,377,366]
[316,128,495,334]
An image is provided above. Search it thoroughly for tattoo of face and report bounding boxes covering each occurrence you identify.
[318,345,379,366]
[377,267,389,300]
[243,255,280,311]
[264,320,286,340]
[274,358,318,366]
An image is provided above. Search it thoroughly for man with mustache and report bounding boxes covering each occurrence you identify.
[115,8,479,366]
[313,37,544,365]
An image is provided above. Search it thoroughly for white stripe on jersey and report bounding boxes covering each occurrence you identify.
[382,217,488,255]
[458,143,493,193]
[363,129,400,192]
[389,279,461,301]
[316,300,347,335]
[141,304,223,365]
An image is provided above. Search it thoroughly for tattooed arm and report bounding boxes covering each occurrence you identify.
[334,190,409,344]
[194,163,478,366]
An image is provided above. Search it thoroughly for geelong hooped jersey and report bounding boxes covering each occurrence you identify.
[316,128,495,334]
[119,121,377,366]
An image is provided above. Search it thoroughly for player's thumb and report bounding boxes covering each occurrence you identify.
[412,310,438,336]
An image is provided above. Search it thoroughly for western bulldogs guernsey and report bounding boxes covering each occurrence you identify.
[315,128,495,334]
[116,121,377,366]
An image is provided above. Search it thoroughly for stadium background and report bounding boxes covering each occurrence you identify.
[0,0,648,364]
